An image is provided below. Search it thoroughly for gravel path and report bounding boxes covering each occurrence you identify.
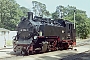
[0,39,90,60]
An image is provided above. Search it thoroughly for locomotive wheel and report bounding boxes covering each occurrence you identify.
[59,47,64,50]
[47,44,51,52]
[29,51,34,55]
[21,51,26,55]
[21,51,29,56]
[63,43,69,50]
[59,43,68,50]
[21,48,29,56]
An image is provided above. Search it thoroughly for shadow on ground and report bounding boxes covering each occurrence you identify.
[39,52,76,60]
[59,51,90,60]
[39,51,90,60]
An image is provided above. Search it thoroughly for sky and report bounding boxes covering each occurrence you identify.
[15,0,90,17]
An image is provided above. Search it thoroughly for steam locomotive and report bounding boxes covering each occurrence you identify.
[13,12,76,55]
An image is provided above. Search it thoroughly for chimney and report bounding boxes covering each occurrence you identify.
[28,12,33,20]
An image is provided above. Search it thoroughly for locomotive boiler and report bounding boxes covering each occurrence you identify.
[13,12,76,55]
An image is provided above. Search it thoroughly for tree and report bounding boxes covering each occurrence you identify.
[0,0,30,30]
[52,5,90,39]
[32,1,50,17]
[77,22,89,39]
[52,12,59,19]
[20,7,30,16]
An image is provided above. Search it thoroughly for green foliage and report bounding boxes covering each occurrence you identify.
[52,12,59,19]
[32,1,50,17]
[20,7,30,16]
[77,22,89,39]
[52,5,90,39]
[0,0,90,39]
[0,0,30,30]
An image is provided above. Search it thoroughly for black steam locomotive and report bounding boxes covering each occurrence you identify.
[13,12,76,55]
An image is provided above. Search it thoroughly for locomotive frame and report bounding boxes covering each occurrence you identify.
[13,12,76,55]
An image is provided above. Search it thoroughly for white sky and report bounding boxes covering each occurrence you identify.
[15,0,90,17]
